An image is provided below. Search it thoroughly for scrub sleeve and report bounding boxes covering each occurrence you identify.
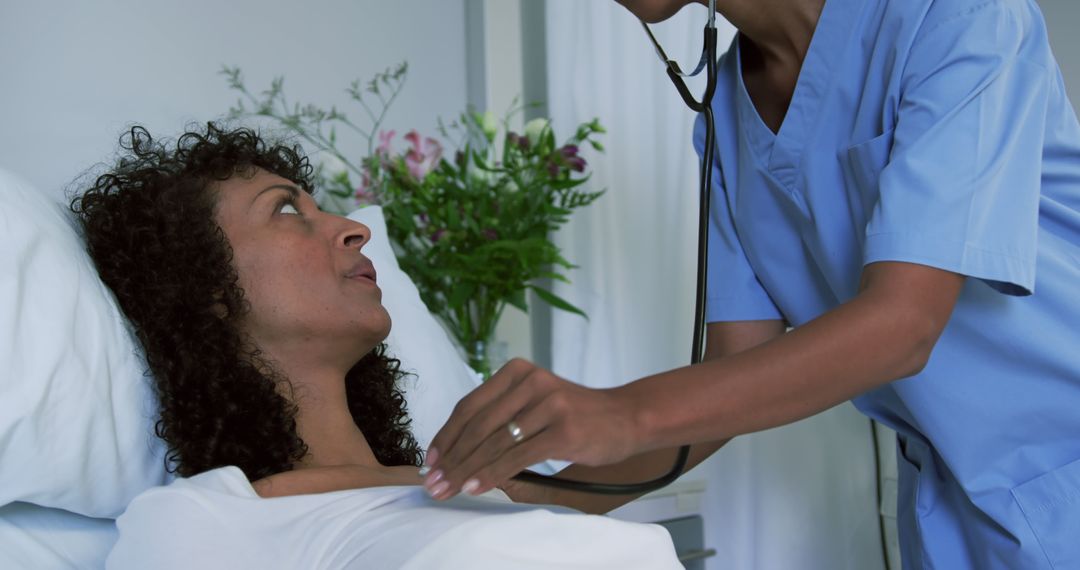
[863,4,1046,295]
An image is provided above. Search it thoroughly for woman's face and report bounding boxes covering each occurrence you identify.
[213,168,389,367]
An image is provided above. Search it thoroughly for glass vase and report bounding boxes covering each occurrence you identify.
[465,339,509,381]
[467,340,492,381]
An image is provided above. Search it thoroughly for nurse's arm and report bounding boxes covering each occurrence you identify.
[427,261,963,499]
[625,260,965,452]
[501,319,785,514]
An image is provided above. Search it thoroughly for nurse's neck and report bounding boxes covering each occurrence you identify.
[712,0,824,69]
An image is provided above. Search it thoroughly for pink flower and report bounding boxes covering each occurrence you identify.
[354,166,376,203]
[376,130,396,158]
[404,130,443,180]
[430,228,446,243]
[355,187,375,204]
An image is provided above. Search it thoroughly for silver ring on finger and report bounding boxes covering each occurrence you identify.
[506,420,525,444]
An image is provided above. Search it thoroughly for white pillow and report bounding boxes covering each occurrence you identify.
[0,168,170,519]
[0,503,115,569]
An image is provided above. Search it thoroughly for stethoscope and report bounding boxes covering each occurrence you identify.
[510,0,718,495]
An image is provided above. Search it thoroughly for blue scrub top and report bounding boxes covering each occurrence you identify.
[695,0,1080,567]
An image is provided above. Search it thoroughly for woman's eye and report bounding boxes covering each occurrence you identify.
[279,202,300,215]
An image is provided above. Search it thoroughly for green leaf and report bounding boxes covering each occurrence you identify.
[447,281,475,310]
[507,288,528,312]
[530,286,587,320]
[537,271,571,284]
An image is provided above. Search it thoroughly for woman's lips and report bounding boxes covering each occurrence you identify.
[345,259,378,285]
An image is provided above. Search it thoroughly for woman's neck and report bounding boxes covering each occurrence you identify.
[272,357,382,470]
[295,393,380,469]
[248,362,422,498]
[250,365,423,498]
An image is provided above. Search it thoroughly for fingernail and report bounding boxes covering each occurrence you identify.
[462,479,481,495]
[424,469,444,489]
[426,448,439,466]
[430,481,450,498]
[418,465,431,477]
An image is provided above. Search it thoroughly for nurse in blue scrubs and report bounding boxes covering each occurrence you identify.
[425,0,1080,567]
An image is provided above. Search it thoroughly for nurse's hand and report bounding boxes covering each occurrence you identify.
[423,358,642,500]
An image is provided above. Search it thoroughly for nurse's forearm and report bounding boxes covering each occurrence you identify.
[506,440,729,514]
[621,262,964,452]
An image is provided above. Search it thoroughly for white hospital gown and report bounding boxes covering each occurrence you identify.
[106,466,681,569]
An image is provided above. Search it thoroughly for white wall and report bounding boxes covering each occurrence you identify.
[481,0,534,365]
[1038,0,1080,111]
[0,0,468,198]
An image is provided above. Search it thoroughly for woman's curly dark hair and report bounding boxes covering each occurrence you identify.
[71,122,422,480]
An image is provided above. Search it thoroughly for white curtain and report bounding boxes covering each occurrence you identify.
[544,2,887,568]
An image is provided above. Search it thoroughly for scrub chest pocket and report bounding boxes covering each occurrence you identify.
[1012,456,1080,569]
[840,128,895,235]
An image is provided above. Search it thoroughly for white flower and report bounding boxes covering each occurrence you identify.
[480,111,499,142]
[467,160,496,186]
[524,118,550,146]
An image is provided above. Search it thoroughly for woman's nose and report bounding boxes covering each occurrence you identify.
[339,219,371,250]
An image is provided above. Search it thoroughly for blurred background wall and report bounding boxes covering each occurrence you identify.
[0,0,468,200]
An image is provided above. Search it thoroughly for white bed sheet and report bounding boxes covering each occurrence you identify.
[106,467,681,569]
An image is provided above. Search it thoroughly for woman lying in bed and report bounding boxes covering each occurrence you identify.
[72,123,720,568]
